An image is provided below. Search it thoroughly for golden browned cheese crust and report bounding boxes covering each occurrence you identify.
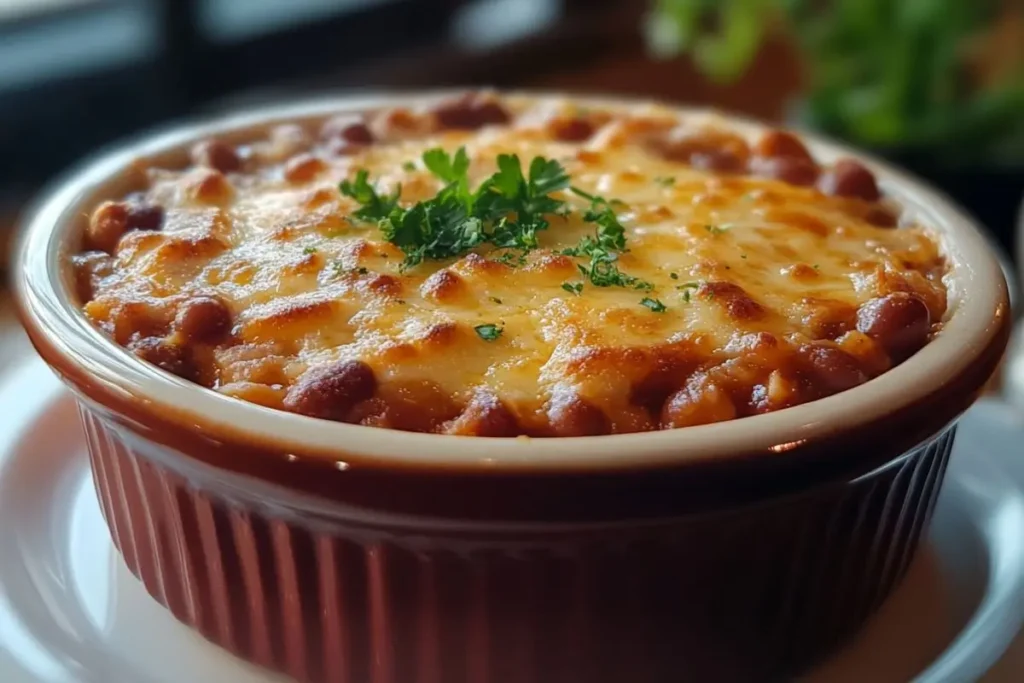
[72,94,949,437]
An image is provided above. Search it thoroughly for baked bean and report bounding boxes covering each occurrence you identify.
[191,140,242,174]
[749,156,819,186]
[660,379,737,428]
[630,356,693,413]
[432,93,511,130]
[855,292,931,361]
[690,149,746,173]
[360,380,460,432]
[799,297,857,340]
[86,201,129,254]
[446,392,520,437]
[128,336,197,381]
[110,300,172,344]
[758,369,810,412]
[798,343,867,394]
[128,202,165,231]
[321,115,374,145]
[863,205,898,228]
[835,330,891,377]
[818,159,880,201]
[283,360,377,421]
[548,116,595,142]
[754,130,813,161]
[71,251,114,302]
[547,390,611,436]
[659,129,750,173]
[174,296,233,343]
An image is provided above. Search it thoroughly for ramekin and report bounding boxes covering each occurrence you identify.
[13,93,1011,683]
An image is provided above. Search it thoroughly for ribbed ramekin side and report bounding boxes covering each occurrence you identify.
[78,403,955,683]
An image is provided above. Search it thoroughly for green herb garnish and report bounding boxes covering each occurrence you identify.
[303,246,318,254]
[561,282,584,296]
[496,250,527,267]
[341,149,654,292]
[331,261,368,277]
[654,176,676,187]
[339,170,401,224]
[677,281,701,303]
[640,297,667,313]
[670,272,679,280]
[489,296,503,304]
[341,147,570,270]
[562,188,653,291]
[474,324,503,341]
[402,161,417,172]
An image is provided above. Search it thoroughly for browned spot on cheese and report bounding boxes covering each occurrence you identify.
[186,169,234,204]
[283,154,327,184]
[359,273,401,298]
[241,298,341,342]
[420,321,461,348]
[781,263,820,281]
[421,269,466,303]
[699,281,765,321]
[453,252,511,277]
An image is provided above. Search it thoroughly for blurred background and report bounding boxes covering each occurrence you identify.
[0,0,1021,281]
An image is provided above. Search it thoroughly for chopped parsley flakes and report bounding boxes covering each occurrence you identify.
[561,282,583,296]
[640,297,667,313]
[340,147,651,292]
[654,176,675,187]
[676,281,700,303]
[562,188,653,291]
[474,323,503,341]
[331,262,368,277]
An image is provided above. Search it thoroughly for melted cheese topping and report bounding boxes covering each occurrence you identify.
[76,96,948,436]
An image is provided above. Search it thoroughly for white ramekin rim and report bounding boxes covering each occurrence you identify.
[13,91,1011,471]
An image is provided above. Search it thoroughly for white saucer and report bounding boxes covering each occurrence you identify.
[1,356,1023,683]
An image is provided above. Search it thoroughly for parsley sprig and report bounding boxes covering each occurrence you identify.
[341,147,569,269]
[339,147,651,292]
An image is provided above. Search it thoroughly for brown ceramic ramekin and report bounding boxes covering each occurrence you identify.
[13,94,1011,683]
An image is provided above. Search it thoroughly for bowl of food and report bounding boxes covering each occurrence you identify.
[14,91,1010,683]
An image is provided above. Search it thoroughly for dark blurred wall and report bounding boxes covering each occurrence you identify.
[1,0,1019,276]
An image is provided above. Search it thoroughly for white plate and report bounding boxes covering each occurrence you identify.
[1,357,1023,683]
